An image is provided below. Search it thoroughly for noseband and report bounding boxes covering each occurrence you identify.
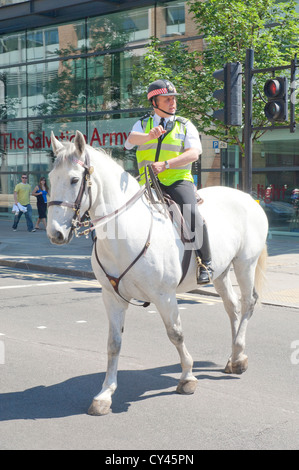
[48,152,94,236]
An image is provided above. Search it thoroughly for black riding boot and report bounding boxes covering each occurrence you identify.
[195,223,213,284]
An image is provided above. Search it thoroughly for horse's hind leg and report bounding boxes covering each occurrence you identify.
[213,267,245,374]
[88,289,127,416]
[156,293,197,395]
[223,260,259,375]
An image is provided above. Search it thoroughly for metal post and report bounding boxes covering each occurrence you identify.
[290,54,297,133]
[244,48,254,194]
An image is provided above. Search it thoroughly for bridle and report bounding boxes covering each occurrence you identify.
[48,155,191,307]
[48,152,94,236]
[47,152,155,307]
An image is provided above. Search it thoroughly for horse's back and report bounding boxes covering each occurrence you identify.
[197,186,268,267]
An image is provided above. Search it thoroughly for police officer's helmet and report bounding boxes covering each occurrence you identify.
[147,79,179,102]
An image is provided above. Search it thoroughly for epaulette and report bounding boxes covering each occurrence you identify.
[139,112,152,123]
[175,116,189,125]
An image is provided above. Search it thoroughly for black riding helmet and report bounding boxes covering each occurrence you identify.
[147,79,179,115]
[147,79,179,101]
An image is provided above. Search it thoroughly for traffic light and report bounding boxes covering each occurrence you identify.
[264,77,288,122]
[213,62,242,126]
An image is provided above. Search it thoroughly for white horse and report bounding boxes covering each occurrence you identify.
[47,130,268,416]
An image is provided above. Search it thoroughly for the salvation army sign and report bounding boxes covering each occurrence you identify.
[0,117,137,152]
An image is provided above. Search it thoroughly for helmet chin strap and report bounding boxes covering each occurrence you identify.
[152,100,176,116]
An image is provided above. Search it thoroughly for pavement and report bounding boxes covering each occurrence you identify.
[0,218,299,309]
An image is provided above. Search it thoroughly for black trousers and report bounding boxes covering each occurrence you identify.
[159,179,198,238]
[159,179,211,261]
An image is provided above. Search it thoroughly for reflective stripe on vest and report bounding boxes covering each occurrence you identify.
[136,116,193,186]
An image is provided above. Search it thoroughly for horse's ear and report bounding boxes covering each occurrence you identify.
[51,131,64,155]
[74,130,86,157]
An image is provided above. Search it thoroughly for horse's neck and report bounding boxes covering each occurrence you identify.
[90,150,140,213]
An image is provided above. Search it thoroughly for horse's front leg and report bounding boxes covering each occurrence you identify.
[156,294,197,395]
[88,289,127,416]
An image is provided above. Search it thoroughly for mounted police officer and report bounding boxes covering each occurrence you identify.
[125,79,212,284]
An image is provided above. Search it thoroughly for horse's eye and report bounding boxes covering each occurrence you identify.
[71,177,80,185]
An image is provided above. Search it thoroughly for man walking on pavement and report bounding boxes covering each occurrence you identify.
[12,174,36,232]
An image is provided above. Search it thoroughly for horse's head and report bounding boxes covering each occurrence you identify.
[47,130,95,245]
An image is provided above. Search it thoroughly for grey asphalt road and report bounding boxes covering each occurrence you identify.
[0,266,298,450]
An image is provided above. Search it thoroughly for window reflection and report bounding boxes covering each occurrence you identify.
[87,8,149,51]
[0,32,26,66]
[165,1,186,36]
[87,51,144,112]
[27,22,86,61]
[28,58,86,116]
[0,0,28,5]
[0,66,26,119]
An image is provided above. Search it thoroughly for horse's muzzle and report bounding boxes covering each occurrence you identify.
[47,225,73,245]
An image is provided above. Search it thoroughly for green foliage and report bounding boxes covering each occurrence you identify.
[136,0,299,154]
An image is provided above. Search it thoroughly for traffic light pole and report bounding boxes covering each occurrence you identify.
[251,55,297,133]
[243,50,297,194]
[244,48,254,194]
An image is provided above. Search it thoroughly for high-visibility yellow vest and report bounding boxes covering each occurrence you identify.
[136,115,194,186]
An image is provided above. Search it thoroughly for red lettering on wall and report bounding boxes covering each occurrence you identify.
[103,133,109,146]
[17,137,24,149]
[257,184,288,203]
[28,131,35,149]
[0,128,129,150]
[90,128,102,146]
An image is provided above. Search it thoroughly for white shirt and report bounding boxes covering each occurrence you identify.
[124,113,202,153]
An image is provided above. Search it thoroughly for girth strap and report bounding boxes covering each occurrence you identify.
[94,213,153,307]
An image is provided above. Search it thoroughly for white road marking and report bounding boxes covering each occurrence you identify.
[1,267,220,305]
[0,281,71,290]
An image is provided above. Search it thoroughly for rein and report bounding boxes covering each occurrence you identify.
[48,152,153,306]
[49,154,191,307]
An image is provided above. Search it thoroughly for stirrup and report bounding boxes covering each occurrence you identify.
[196,256,213,284]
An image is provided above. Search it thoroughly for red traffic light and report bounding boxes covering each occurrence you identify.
[264,76,288,122]
[264,78,283,98]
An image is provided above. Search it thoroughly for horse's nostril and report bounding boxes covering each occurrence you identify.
[56,230,64,241]
[48,229,67,245]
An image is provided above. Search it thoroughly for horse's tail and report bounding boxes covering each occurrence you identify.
[254,243,268,300]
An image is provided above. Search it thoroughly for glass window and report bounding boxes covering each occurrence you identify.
[27,117,87,178]
[156,0,186,39]
[257,140,299,168]
[0,0,28,5]
[0,66,27,119]
[0,120,27,174]
[88,112,142,175]
[87,50,145,113]
[87,8,149,52]
[253,170,299,232]
[166,1,186,36]
[0,31,26,66]
[27,58,86,117]
[26,21,86,61]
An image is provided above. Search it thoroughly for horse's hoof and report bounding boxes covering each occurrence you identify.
[232,357,248,374]
[224,357,248,375]
[176,379,197,395]
[224,360,233,374]
[88,399,111,416]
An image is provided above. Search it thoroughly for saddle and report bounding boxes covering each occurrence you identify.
[144,165,203,285]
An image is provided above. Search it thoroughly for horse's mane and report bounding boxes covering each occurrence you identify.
[52,140,138,189]
[53,140,117,170]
